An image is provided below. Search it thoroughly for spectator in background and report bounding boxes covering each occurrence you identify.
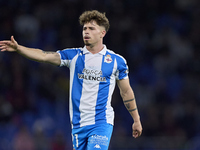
[13,126,35,150]
[51,130,66,150]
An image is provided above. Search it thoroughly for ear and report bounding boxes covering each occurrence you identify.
[100,30,106,38]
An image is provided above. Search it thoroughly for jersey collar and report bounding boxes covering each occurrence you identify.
[82,45,107,55]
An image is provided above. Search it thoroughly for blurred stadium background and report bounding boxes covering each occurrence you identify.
[0,0,200,149]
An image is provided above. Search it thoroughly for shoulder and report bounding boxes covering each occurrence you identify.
[57,47,83,59]
[106,48,127,63]
[58,47,83,53]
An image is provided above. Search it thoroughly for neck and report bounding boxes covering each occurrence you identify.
[86,43,104,54]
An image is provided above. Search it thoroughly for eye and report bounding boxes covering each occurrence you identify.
[89,27,95,30]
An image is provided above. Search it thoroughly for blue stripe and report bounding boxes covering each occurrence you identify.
[95,52,114,123]
[115,55,128,79]
[59,48,79,60]
[71,51,85,128]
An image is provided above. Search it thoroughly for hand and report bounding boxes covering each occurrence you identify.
[0,36,18,52]
[132,121,142,138]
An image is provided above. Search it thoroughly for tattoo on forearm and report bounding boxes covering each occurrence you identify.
[125,103,130,109]
[129,108,137,112]
[124,98,137,112]
[123,98,135,103]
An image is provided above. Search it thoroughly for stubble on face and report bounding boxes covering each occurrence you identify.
[84,40,91,46]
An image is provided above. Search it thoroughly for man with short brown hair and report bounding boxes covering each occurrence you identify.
[0,10,142,150]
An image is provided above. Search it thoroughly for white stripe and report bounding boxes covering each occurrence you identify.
[69,54,79,128]
[79,53,103,127]
[106,58,117,125]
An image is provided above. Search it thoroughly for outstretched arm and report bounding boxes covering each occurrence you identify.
[117,78,142,138]
[0,36,61,66]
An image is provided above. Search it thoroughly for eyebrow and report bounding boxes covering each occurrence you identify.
[83,26,96,30]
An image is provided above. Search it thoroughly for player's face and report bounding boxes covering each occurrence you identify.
[82,21,106,46]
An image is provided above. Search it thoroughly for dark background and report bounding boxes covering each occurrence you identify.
[0,0,200,149]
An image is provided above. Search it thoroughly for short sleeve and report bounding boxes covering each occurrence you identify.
[57,48,80,67]
[115,55,129,80]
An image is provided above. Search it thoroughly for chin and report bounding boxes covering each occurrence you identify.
[84,42,91,46]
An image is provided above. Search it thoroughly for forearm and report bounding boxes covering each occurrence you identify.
[1,36,60,65]
[121,89,140,122]
[116,72,142,137]
[17,45,46,62]
[124,98,140,122]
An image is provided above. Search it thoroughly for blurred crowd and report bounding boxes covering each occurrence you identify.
[0,0,200,149]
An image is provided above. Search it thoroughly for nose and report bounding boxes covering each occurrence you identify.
[84,29,89,34]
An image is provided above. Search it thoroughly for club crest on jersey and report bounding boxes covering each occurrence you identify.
[104,55,112,63]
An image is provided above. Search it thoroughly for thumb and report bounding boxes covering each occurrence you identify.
[11,36,17,44]
[10,36,18,50]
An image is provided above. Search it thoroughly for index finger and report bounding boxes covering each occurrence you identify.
[0,40,12,44]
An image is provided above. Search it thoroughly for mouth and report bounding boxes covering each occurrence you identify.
[84,36,90,40]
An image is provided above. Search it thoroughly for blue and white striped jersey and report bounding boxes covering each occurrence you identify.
[57,45,128,129]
